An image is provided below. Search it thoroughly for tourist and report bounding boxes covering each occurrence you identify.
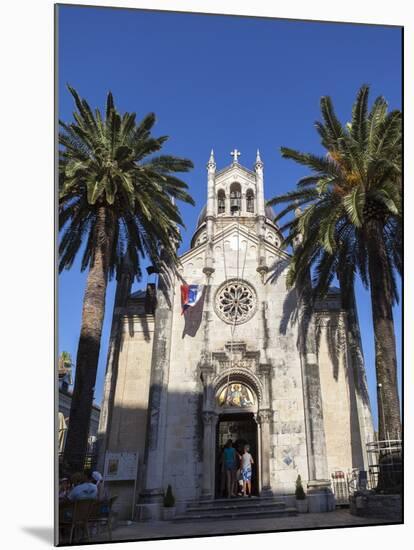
[236,468,244,496]
[223,439,240,498]
[91,470,109,500]
[67,472,98,501]
[59,478,71,501]
[218,445,226,496]
[241,445,254,497]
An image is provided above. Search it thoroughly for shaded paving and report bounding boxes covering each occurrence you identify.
[92,510,401,543]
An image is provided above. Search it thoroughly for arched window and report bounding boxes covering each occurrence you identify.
[246,189,255,213]
[217,190,226,214]
[230,182,242,214]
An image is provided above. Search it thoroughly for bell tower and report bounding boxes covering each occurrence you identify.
[193,149,283,279]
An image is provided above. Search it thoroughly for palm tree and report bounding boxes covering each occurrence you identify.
[59,86,194,471]
[268,85,401,441]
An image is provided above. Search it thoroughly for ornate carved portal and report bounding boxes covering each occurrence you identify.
[199,341,273,499]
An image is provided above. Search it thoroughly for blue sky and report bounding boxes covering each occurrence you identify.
[57,5,402,430]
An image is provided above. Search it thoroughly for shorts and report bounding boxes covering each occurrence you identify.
[241,467,252,481]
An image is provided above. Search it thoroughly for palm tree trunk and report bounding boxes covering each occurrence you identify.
[365,219,401,441]
[63,206,115,472]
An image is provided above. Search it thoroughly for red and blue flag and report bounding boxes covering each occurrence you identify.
[181,284,204,314]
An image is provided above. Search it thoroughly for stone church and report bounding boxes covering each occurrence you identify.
[97,150,374,520]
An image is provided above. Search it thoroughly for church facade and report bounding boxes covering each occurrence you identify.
[97,150,374,520]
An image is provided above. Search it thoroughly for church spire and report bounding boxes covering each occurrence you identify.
[204,148,216,277]
[255,148,265,217]
[207,149,216,170]
[255,149,263,168]
[255,147,267,278]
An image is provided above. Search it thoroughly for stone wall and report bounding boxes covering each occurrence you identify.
[316,310,366,475]
[317,313,353,474]
[104,311,154,519]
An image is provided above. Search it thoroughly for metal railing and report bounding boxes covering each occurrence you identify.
[331,471,349,505]
[365,438,402,492]
[330,438,402,504]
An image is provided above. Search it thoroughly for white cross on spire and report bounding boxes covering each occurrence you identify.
[230,149,241,163]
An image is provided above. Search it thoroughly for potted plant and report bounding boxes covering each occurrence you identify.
[295,475,308,513]
[163,485,176,520]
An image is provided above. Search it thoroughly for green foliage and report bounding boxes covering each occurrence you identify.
[59,85,194,280]
[163,484,175,507]
[267,84,402,307]
[58,351,73,369]
[295,475,306,500]
[58,351,73,386]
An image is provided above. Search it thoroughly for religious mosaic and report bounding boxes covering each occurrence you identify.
[218,382,255,408]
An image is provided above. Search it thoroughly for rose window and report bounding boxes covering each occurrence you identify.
[215,279,257,324]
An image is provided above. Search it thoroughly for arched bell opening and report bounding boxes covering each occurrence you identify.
[217,189,226,215]
[230,182,242,215]
[246,189,255,213]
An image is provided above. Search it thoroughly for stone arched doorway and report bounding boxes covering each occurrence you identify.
[200,372,272,500]
[199,343,273,500]
[215,380,259,497]
[215,411,259,497]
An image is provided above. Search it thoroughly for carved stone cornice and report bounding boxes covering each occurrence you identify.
[215,163,256,179]
[212,356,257,372]
[224,341,247,354]
[212,342,260,373]
[211,351,228,362]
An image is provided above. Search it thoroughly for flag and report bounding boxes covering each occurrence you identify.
[181,284,204,314]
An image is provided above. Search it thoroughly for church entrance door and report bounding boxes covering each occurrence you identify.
[215,412,259,498]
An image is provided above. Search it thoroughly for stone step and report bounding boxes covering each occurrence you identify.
[186,500,287,514]
[174,507,297,522]
[187,496,284,507]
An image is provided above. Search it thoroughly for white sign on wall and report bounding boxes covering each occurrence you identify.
[104,451,139,481]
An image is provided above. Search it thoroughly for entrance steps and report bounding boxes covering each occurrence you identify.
[174,496,297,522]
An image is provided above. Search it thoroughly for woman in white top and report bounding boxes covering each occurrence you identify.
[240,445,254,497]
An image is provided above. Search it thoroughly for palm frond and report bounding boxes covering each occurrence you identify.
[350,84,369,147]
[343,186,365,227]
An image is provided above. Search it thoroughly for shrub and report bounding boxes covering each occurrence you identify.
[295,475,306,500]
[164,484,175,507]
